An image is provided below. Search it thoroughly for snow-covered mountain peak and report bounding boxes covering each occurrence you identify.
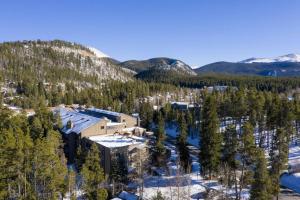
[240,53,300,63]
[88,47,109,58]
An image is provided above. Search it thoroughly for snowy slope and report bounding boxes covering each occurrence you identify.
[240,54,300,63]
[1,40,133,82]
[88,47,109,58]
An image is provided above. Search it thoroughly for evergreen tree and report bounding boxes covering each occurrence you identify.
[81,143,107,200]
[54,111,63,130]
[199,95,222,179]
[110,155,128,195]
[139,102,153,129]
[250,150,271,200]
[32,130,67,199]
[239,122,257,199]
[0,128,20,199]
[153,113,166,167]
[30,117,43,140]
[75,143,86,171]
[177,112,190,172]
[269,128,288,199]
[222,124,238,193]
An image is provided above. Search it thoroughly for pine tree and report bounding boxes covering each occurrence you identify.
[0,128,18,199]
[239,122,257,199]
[153,113,166,167]
[233,89,247,129]
[0,113,35,199]
[81,143,107,200]
[75,144,86,171]
[199,95,222,179]
[0,109,69,199]
[110,157,121,196]
[110,155,128,195]
[139,102,153,129]
[54,111,63,130]
[250,150,271,200]
[32,130,67,199]
[269,127,288,199]
[177,112,190,172]
[30,117,43,140]
[222,124,238,194]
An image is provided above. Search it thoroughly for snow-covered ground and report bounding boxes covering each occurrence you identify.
[280,144,300,193]
[164,122,300,198]
[165,124,199,147]
[138,137,249,199]
[140,140,205,199]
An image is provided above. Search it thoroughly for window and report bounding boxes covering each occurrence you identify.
[122,119,126,122]
[101,126,104,129]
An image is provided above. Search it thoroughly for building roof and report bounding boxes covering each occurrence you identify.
[87,107,121,117]
[171,101,189,106]
[57,108,102,134]
[118,191,139,200]
[88,134,146,148]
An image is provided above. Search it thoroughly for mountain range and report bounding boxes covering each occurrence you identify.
[1,40,300,85]
[0,40,197,86]
[195,54,300,77]
[240,53,300,63]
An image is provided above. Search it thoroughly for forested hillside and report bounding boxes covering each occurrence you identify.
[0,40,132,86]
[120,57,196,75]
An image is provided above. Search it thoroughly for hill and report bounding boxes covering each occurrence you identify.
[0,40,133,87]
[195,61,300,77]
[120,57,196,76]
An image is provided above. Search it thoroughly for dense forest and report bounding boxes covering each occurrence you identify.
[150,88,300,200]
[137,71,300,93]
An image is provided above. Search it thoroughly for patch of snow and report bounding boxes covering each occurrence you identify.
[240,53,300,63]
[165,124,200,147]
[140,137,249,199]
[88,47,109,58]
[118,191,138,200]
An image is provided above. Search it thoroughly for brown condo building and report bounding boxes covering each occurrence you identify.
[54,107,148,176]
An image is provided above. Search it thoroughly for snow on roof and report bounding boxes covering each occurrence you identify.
[107,122,124,126]
[57,108,101,134]
[118,191,138,200]
[87,107,121,117]
[122,127,145,135]
[3,104,22,111]
[88,134,146,148]
[171,101,189,105]
[132,113,139,118]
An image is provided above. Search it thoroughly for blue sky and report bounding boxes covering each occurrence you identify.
[1,0,300,66]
